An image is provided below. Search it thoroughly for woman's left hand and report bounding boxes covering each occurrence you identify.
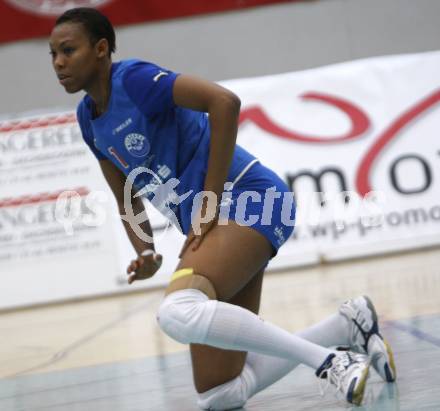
[126,251,163,284]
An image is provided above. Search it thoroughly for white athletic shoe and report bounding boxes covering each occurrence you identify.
[339,296,396,382]
[316,351,371,406]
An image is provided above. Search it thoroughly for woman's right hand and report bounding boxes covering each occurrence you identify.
[126,251,163,284]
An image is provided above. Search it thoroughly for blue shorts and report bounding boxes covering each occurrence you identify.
[218,161,295,257]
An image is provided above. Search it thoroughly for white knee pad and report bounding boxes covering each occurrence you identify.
[156,289,217,344]
[197,363,257,411]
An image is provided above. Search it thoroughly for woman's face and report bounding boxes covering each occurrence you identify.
[49,22,104,93]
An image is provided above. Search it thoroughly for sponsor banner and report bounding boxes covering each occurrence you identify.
[1,51,440,308]
[0,0,293,44]
[222,50,440,269]
[0,113,183,309]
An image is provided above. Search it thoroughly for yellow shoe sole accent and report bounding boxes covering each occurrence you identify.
[384,339,397,381]
[352,363,370,406]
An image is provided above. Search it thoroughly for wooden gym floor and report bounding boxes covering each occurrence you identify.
[1,247,440,410]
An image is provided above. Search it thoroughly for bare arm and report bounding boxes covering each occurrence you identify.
[99,159,155,254]
[172,75,241,253]
[172,74,241,201]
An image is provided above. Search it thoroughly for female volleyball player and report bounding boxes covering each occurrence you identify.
[50,8,395,409]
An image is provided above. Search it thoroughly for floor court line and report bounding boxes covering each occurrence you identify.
[2,247,440,410]
[5,295,161,379]
[387,320,440,348]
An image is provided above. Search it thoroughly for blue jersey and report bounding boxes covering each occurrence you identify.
[76,59,257,234]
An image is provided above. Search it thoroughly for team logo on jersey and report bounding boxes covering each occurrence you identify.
[5,0,112,16]
[124,133,150,158]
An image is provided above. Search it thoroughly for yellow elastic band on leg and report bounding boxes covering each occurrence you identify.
[166,268,217,300]
[170,268,194,282]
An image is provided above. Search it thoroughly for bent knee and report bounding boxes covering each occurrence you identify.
[197,363,256,411]
[156,289,217,344]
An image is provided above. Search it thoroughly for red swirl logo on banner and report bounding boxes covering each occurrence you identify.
[5,0,113,16]
[238,88,440,196]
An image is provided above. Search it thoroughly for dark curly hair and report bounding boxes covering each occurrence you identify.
[55,8,116,57]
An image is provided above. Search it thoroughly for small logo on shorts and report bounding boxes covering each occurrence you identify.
[124,133,150,158]
[274,226,286,246]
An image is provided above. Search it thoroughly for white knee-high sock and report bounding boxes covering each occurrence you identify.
[207,300,333,370]
[245,313,351,395]
[196,312,351,408]
[158,290,335,371]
